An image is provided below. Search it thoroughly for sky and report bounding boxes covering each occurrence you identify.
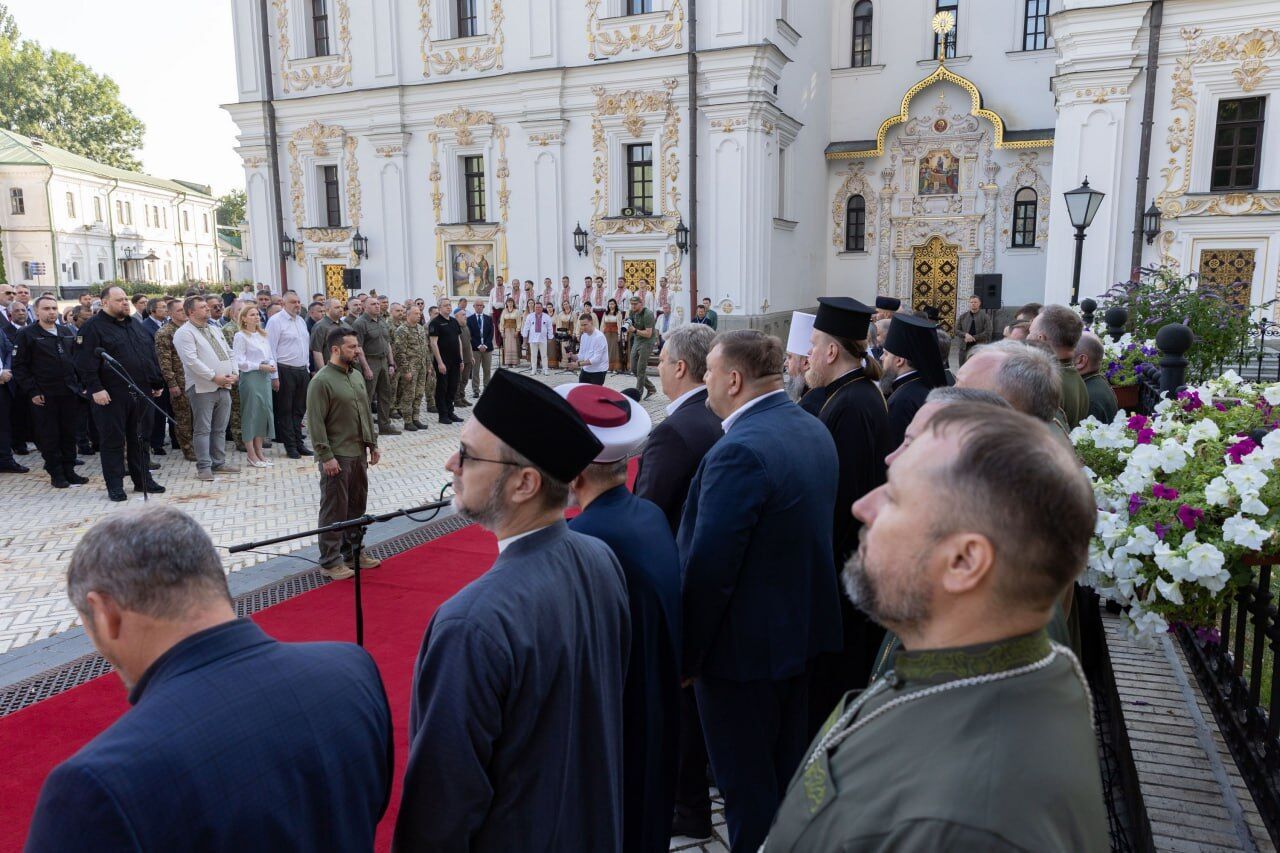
[7,0,244,196]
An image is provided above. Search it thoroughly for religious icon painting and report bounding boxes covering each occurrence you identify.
[449,242,496,297]
[917,149,959,196]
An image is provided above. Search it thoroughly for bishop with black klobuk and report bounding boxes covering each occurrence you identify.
[880,313,948,449]
[802,296,894,736]
[395,369,631,851]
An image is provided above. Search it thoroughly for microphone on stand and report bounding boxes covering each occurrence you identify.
[94,347,122,366]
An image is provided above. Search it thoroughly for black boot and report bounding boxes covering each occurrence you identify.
[64,467,89,485]
[50,472,70,489]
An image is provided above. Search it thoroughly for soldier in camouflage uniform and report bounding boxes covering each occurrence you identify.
[388,303,405,417]
[221,305,243,450]
[154,301,196,461]
[423,306,438,413]
[394,304,430,430]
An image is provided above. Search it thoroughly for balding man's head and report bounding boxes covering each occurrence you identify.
[956,340,1061,422]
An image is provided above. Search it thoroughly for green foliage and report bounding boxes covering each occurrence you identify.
[0,29,145,170]
[0,4,18,43]
[216,189,247,227]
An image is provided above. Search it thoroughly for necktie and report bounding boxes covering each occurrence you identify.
[201,325,229,361]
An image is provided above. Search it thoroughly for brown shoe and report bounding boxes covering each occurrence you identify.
[345,554,382,570]
[212,464,241,474]
[380,426,402,435]
[321,564,356,580]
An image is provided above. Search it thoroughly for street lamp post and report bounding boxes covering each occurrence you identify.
[1064,178,1106,305]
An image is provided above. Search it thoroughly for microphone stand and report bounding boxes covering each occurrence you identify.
[227,487,453,646]
[98,352,176,503]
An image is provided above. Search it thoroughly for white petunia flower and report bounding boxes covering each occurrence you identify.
[1155,577,1184,605]
[1225,465,1268,494]
[1186,419,1221,446]
[1156,439,1189,473]
[1223,514,1271,550]
[1262,383,1280,405]
[1204,476,1232,507]
[1240,495,1270,516]
[1128,525,1159,556]
[1186,542,1227,580]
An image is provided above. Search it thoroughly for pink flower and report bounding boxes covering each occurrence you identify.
[1227,437,1259,465]
[1136,428,1155,445]
[1127,414,1149,431]
[1176,504,1204,530]
[1154,522,1169,541]
[1152,483,1180,501]
[1128,493,1145,516]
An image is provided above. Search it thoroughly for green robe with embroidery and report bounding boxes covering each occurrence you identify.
[765,630,1108,852]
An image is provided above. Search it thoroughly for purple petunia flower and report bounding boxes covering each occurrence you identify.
[1136,428,1155,445]
[1128,493,1145,516]
[1226,437,1258,464]
[1215,402,1228,412]
[1154,522,1169,541]
[1153,483,1180,500]
[1179,390,1204,411]
[1127,414,1149,431]
[1176,504,1204,530]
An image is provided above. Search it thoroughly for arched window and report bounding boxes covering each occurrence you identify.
[71,261,80,280]
[1012,187,1037,248]
[845,194,867,252]
[97,262,105,280]
[851,1,872,68]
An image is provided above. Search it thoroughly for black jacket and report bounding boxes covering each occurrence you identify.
[633,387,723,533]
[12,323,82,399]
[73,310,165,395]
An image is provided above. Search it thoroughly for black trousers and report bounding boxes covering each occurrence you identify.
[150,387,173,449]
[32,394,81,477]
[0,385,16,463]
[695,669,811,853]
[75,398,97,450]
[673,684,712,823]
[91,391,154,489]
[435,360,460,420]
[578,369,607,386]
[274,365,309,451]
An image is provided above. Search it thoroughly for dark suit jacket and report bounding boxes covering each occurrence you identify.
[25,619,393,853]
[958,309,993,348]
[678,391,842,682]
[136,315,161,339]
[634,387,723,533]
[467,311,494,351]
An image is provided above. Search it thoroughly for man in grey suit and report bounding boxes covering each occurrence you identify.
[956,294,992,365]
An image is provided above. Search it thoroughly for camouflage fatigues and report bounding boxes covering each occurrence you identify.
[393,321,429,423]
[221,322,242,444]
[154,323,195,459]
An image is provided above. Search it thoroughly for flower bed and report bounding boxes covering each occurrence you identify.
[1102,334,1159,388]
[1072,371,1280,642]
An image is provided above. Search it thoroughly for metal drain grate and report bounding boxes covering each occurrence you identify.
[0,513,472,719]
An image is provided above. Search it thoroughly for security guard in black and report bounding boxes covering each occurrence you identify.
[11,297,86,487]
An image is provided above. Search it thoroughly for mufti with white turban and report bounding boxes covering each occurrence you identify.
[395,369,631,851]
[560,383,682,853]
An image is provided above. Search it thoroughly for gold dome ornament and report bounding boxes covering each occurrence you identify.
[931,10,955,36]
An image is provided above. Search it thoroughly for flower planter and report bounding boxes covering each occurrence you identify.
[1112,383,1139,411]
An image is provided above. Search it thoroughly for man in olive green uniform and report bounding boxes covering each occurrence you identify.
[309,299,347,371]
[1029,304,1089,428]
[766,403,1107,852]
[352,300,400,435]
[627,293,657,399]
[394,305,430,430]
[1075,331,1119,424]
[155,302,195,462]
[453,300,474,409]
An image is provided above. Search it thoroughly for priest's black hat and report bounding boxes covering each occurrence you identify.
[875,295,901,312]
[472,369,603,483]
[814,296,875,342]
[883,314,947,389]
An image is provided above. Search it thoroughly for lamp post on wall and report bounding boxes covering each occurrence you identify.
[1142,202,1162,245]
[675,218,689,254]
[1064,178,1106,305]
[352,230,369,260]
[572,222,588,257]
[280,234,297,262]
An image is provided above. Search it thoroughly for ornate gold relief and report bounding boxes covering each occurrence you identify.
[429,108,510,282]
[1159,28,1280,218]
[302,227,353,242]
[1198,248,1256,307]
[286,121,362,265]
[273,0,353,93]
[912,236,960,330]
[997,152,1050,252]
[586,0,684,61]
[242,156,266,169]
[419,0,505,77]
[831,165,878,250]
[375,145,403,158]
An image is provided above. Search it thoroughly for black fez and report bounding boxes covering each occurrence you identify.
[874,295,901,312]
[472,369,603,482]
[814,296,874,341]
[883,314,947,389]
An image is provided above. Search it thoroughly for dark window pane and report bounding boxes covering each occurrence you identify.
[627,0,653,14]
[1239,127,1258,145]
[464,155,486,222]
[312,0,329,56]
[1012,188,1037,248]
[323,165,341,227]
[1211,97,1264,191]
[934,0,958,59]
[845,195,866,252]
[852,1,873,67]
[457,0,479,37]
[626,144,654,214]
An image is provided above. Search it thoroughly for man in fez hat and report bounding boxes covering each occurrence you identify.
[881,313,948,449]
[559,384,682,853]
[803,296,894,736]
[396,369,631,851]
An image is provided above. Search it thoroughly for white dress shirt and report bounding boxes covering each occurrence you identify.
[720,389,787,433]
[233,330,278,380]
[576,329,608,374]
[497,523,554,553]
[266,310,310,368]
[665,385,705,416]
[173,320,239,393]
[522,311,554,344]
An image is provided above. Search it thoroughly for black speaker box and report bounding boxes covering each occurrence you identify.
[342,268,362,291]
[973,274,1002,309]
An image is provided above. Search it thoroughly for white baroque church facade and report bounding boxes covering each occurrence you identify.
[226,0,1279,331]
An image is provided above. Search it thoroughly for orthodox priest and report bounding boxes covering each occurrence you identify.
[395,370,631,851]
[785,312,824,415]
[560,383,681,853]
[880,313,948,449]
[803,296,893,736]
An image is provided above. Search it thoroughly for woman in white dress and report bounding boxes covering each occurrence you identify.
[232,304,277,467]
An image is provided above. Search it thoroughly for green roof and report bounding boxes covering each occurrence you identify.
[217,229,242,251]
[0,127,213,198]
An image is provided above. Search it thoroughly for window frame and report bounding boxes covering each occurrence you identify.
[311,0,331,56]
[1210,96,1265,192]
[456,0,480,38]
[934,0,958,60]
[625,0,654,15]
[124,201,133,225]
[65,192,76,219]
[94,197,103,222]
[852,1,873,68]
[322,164,342,227]
[1011,186,1038,248]
[845,194,867,252]
[463,155,487,223]
[10,188,25,216]
[1021,0,1048,51]
[625,143,655,216]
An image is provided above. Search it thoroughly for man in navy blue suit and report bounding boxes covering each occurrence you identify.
[466,300,494,397]
[25,505,394,853]
[678,330,842,852]
[561,383,681,853]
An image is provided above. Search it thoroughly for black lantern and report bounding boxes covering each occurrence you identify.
[280,234,297,261]
[1063,178,1106,306]
[353,230,369,259]
[1142,202,1161,245]
[573,222,588,257]
[675,218,690,254]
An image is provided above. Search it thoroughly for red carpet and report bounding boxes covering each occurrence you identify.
[0,524,500,853]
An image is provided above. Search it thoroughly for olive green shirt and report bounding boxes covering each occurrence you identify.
[305,362,376,463]
[767,630,1108,852]
[309,316,348,362]
[1059,360,1090,429]
[629,307,657,350]
[1083,372,1119,425]
[353,315,392,360]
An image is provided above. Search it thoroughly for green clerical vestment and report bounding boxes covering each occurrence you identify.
[765,630,1108,852]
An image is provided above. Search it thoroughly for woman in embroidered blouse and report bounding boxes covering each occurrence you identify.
[232,304,276,467]
[603,298,623,372]
[501,298,521,367]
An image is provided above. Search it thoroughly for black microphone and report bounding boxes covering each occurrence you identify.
[94,347,121,366]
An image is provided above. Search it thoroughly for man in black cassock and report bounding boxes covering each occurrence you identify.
[395,369,631,851]
[561,383,681,853]
[880,312,949,449]
[802,296,893,736]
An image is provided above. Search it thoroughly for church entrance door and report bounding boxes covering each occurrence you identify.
[324,264,348,301]
[621,259,658,292]
[912,236,959,331]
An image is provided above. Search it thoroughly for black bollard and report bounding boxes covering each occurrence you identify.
[1080,298,1097,330]
[1104,306,1128,343]
[1155,323,1193,397]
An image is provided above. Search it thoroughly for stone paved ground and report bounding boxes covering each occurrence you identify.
[0,368,674,655]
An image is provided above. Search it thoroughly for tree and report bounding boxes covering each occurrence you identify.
[216,189,247,227]
[0,19,145,170]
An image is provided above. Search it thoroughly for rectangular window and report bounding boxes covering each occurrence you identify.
[124,201,132,225]
[163,207,168,228]
[115,199,123,221]
[852,1,873,67]
[463,156,487,223]
[9,188,23,215]
[626,0,653,14]
[145,206,152,227]
[626,143,654,215]
[456,0,479,38]
[934,0,958,59]
[202,213,209,233]
[323,165,342,226]
[1022,0,1048,51]
[777,146,788,219]
[311,0,331,56]
[66,192,76,219]
[183,209,190,231]
[1211,97,1265,192]
[94,197,102,221]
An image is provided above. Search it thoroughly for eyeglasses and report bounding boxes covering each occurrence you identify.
[457,445,522,469]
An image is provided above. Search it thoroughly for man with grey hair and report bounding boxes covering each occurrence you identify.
[955,340,1063,425]
[1029,304,1089,428]
[1075,331,1118,424]
[26,505,393,851]
[174,296,240,481]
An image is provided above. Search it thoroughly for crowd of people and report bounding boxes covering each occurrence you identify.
[25,291,1116,852]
